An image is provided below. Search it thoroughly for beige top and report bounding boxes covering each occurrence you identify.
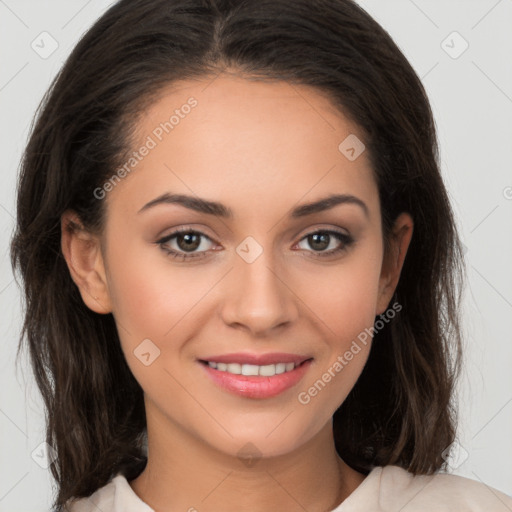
[66,464,512,511]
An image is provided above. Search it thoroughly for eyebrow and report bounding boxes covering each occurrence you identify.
[137,192,369,219]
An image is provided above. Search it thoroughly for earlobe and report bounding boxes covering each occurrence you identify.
[60,210,112,314]
[376,212,414,315]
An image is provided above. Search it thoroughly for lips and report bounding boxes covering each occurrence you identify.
[198,352,314,399]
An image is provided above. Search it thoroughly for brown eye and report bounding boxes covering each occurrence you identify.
[296,230,354,258]
[175,232,201,252]
[156,228,215,260]
[307,232,330,251]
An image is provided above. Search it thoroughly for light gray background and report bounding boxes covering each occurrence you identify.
[1,0,511,510]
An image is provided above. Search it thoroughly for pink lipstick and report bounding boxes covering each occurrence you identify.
[198,352,313,399]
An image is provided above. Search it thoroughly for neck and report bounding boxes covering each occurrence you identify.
[130,409,367,512]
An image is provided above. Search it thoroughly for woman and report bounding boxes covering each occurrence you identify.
[10,0,512,510]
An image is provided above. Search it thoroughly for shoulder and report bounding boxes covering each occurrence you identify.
[64,474,154,512]
[371,465,512,511]
[64,478,116,512]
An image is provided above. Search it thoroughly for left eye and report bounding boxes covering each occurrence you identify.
[296,230,352,255]
[156,228,353,261]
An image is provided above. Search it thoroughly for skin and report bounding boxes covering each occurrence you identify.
[61,72,413,512]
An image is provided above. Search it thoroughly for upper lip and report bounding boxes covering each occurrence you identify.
[199,352,313,366]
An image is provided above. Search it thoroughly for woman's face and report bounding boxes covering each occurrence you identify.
[67,73,412,460]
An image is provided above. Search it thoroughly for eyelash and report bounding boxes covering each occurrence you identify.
[156,226,354,261]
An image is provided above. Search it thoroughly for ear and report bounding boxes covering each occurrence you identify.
[60,210,112,314]
[376,212,413,315]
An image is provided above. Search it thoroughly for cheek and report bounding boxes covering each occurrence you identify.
[293,251,382,412]
[299,249,383,338]
[106,239,213,339]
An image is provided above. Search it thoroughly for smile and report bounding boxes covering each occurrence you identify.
[198,354,314,399]
[204,361,298,376]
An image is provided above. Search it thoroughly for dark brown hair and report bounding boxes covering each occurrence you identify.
[10,0,466,509]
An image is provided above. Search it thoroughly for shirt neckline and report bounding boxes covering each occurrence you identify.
[113,465,383,511]
[328,465,383,511]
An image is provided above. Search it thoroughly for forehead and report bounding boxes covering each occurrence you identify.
[107,73,379,223]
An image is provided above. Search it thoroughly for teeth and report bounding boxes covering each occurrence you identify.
[259,364,276,376]
[242,364,260,376]
[275,363,286,374]
[206,361,299,376]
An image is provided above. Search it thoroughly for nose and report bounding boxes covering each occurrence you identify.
[220,250,299,337]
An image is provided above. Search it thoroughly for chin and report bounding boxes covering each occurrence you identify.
[203,422,318,462]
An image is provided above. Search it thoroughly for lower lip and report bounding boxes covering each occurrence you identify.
[200,360,313,399]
